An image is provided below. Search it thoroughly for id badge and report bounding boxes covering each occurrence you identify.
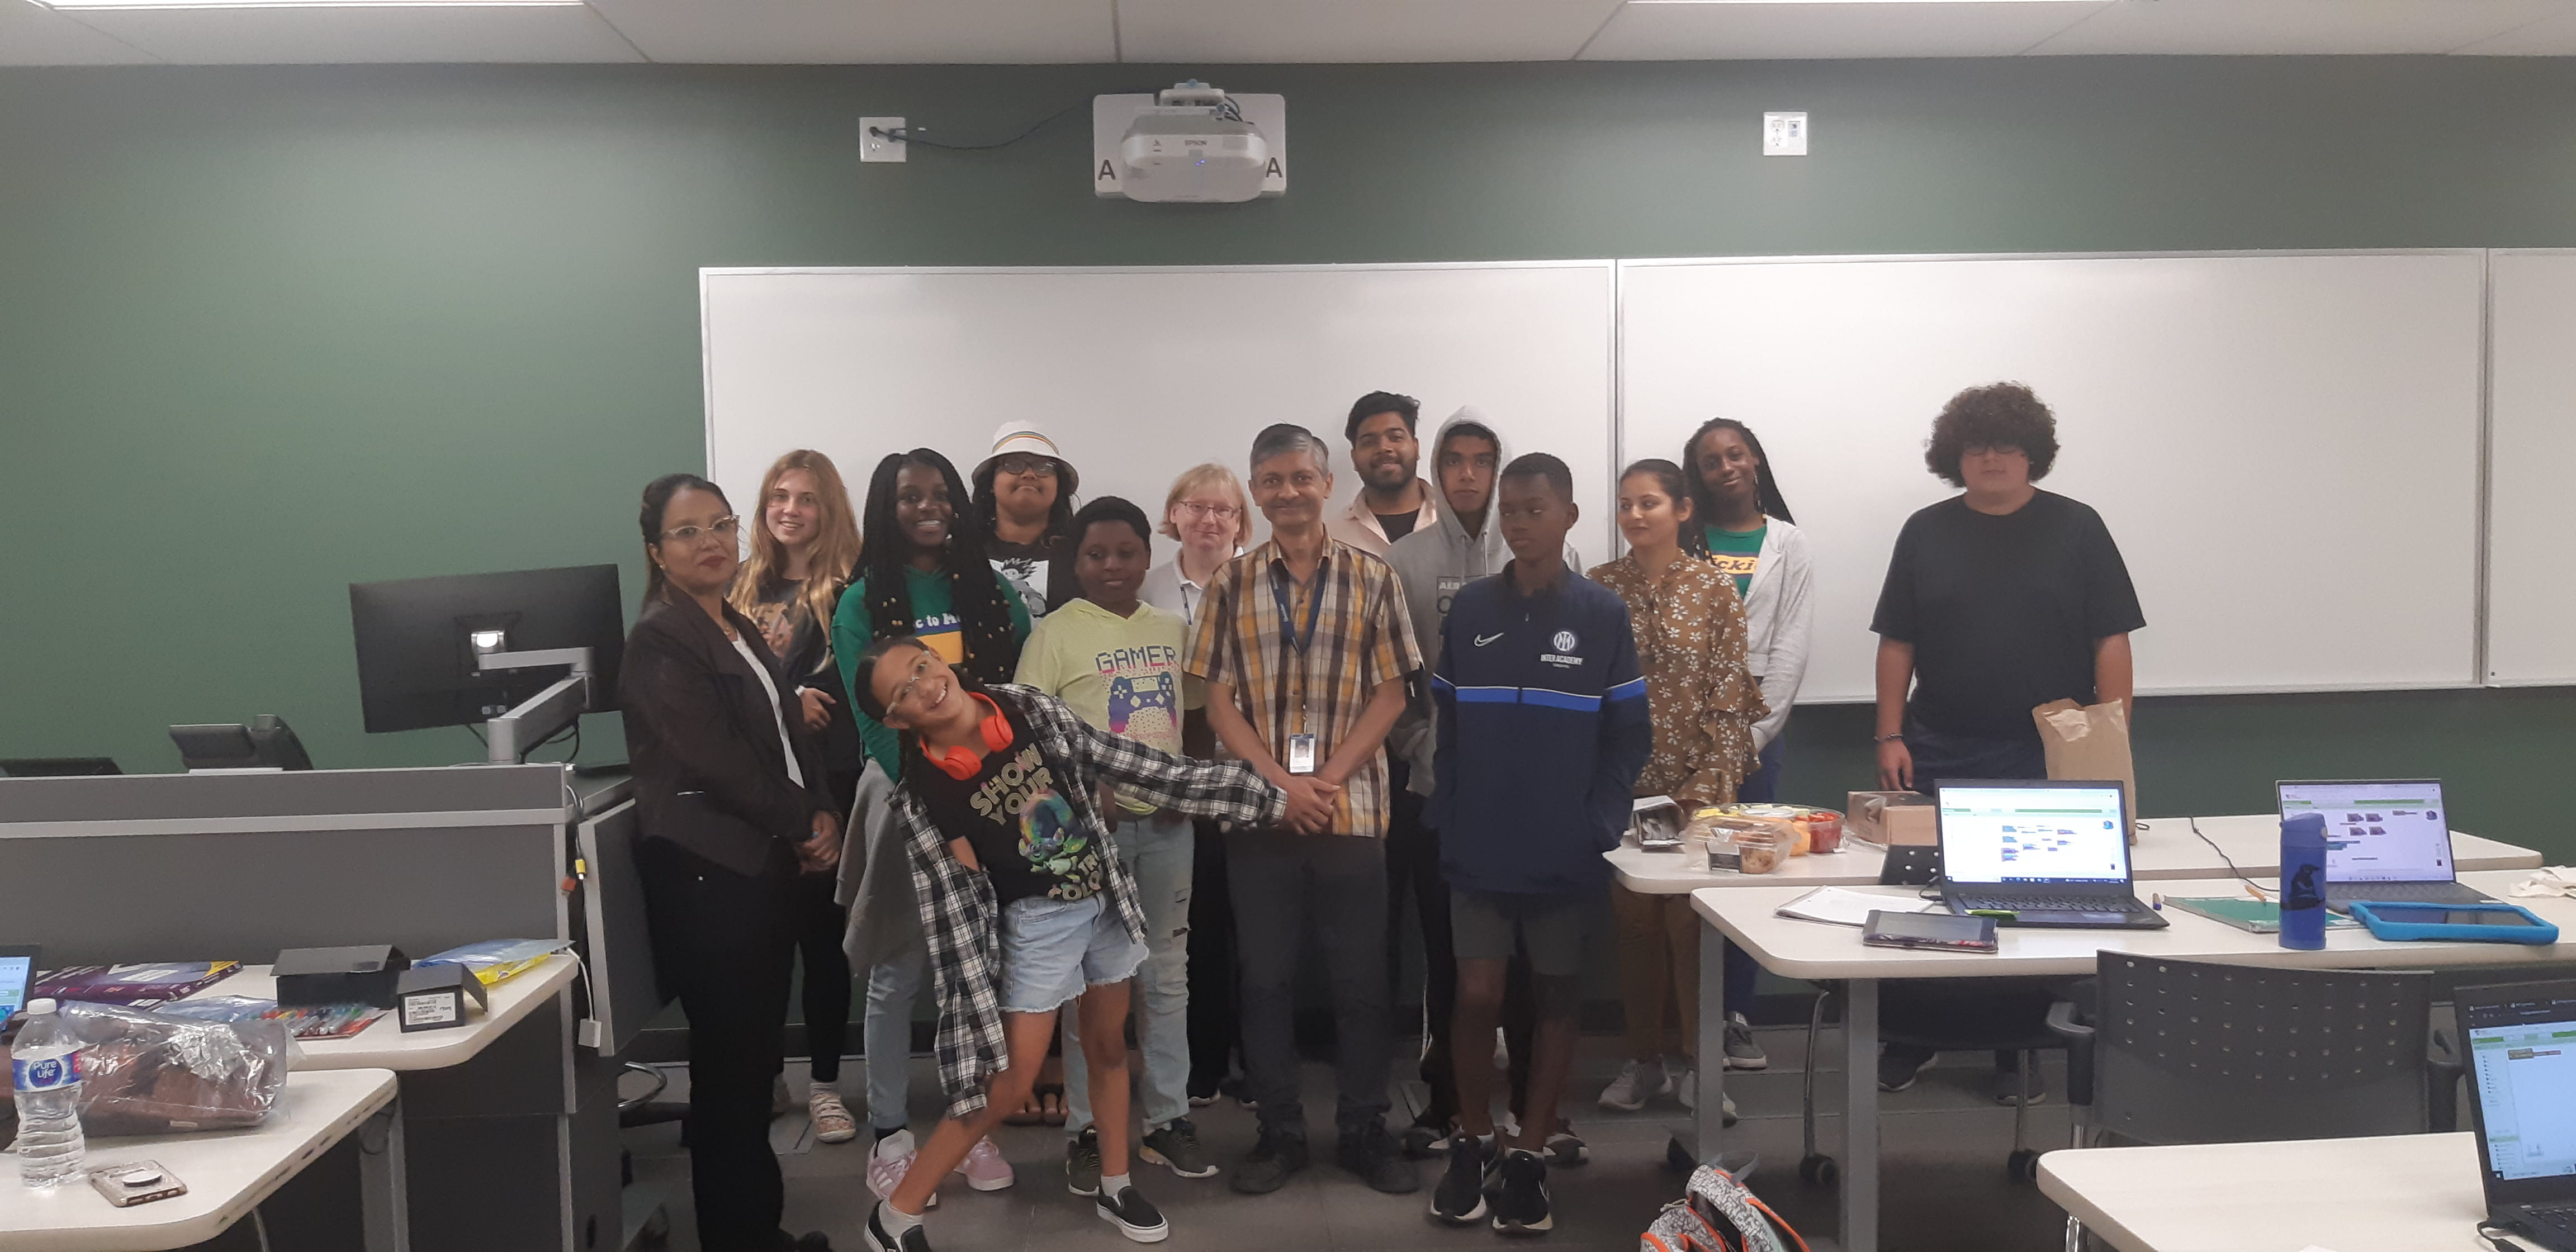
[1286,734,1318,775]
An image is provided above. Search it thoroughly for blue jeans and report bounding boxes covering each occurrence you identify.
[1722,737,1791,1009]
[1064,812,1195,1134]
[863,943,927,1132]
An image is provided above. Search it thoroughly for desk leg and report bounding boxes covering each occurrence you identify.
[1696,921,1729,1160]
[1843,979,1879,1252]
[361,1098,411,1252]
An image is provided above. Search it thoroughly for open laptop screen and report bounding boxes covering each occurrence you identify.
[2276,780,2451,883]
[2468,992,2576,1183]
[1938,783,2131,886]
[0,951,32,1023]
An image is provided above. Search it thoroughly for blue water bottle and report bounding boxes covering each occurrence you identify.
[2279,812,2328,950]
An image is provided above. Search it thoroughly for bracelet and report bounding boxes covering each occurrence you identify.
[1873,732,1906,744]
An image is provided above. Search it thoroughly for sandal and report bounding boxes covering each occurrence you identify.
[1039,1087,1067,1127]
[1002,1090,1048,1127]
[809,1089,858,1144]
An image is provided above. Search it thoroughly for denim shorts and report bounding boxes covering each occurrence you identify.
[998,893,1147,1015]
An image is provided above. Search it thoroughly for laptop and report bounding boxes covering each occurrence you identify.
[1934,780,2168,929]
[2276,779,2496,909]
[2460,979,2576,1251]
[0,945,40,1030]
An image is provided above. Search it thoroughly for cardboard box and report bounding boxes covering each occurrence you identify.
[1847,791,1938,846]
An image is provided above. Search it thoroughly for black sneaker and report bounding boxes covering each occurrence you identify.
[1490,1147,1552,1235]
[1543,1123,1588,1167]
[864,1203,931,1252]
[1066,1127,1102,1196]
[1338,1125,1420,1194]
[1096,1182,1171,1244]
[1993,1062,2050,1107]
[1229,1131,1308,1194]
[1140,1119,1218,1179]
[1878,1050,1930,1093]
[1399,1119,1447,1159]
[1428,1132,1493,1226]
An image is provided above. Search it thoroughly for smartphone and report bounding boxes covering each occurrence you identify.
[91,1160,187,1207]
[1862,910,1999,952]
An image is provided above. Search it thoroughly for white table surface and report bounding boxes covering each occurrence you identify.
[0,1068,397,1252]
[2038,1132,2494,1252]
[1613,812,2545,895]
[179,955,578,1071]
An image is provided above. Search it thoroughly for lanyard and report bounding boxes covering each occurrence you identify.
[1269,558,1328,736]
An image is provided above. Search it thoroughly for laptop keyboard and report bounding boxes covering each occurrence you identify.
[1955,895,2148,913]
[2525,1204,2576,1236]
[2329,880,2488,903]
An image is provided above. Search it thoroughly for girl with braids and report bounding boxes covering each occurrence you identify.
[832,448,1033,1201]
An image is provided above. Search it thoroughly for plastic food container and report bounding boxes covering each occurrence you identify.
[1802,810,1846,855]
[1690,812,1792,874]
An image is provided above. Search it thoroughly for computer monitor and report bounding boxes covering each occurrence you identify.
[2276,779,2452,883]
[349,565,625,734]
[1935,781,2134,886]
[0,946,39,1026]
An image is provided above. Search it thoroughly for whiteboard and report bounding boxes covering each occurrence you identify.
[701,264,1619,576]
[1618,251,2485,704]
[2484,249,2576,686]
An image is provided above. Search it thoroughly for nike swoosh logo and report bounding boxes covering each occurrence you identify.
[1473,633,1505,647]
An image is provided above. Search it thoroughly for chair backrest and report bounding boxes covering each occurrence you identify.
[2094,952,2434,1145]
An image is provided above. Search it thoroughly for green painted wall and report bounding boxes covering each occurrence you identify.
[6,59,2575,857]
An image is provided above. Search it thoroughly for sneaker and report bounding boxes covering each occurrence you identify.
[868,1129,918,1202]
[1140,1120,1219,1179]
[1338,1125,1420,1194]
[1066,1127,1102,1196]
[1673,1064,1697,1112]
[1399,1120,1447,1159]
[954,1135,1012,1191]
[1096,1182,1170,1244]
[1993,1063,2050,1107]
[864,1203,932,1252]
[1598,1058,1666,1112]
[1187,1090,1219,1108]
[1490,1147,1552,1235]
[1543,1124,1588,1167]
[1879,1051,1929,1094]
[1428,1132,1494,1225]
[1721,1093,1738,1127]
[1229,1131,1308,1195]
[1723,1013,1769,1071]
[810,1089,859,1144]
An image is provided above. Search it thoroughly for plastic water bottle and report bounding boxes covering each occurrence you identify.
[2279,813,2328,951]
[11,999,87,1188]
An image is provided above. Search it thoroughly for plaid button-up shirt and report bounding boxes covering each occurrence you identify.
[1185,537,1424,837]
[892,684,1286,1120]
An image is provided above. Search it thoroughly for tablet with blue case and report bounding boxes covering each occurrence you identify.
[2348,901,2560,945]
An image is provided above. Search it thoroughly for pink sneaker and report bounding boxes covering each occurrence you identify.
[868,1130,936,1208]
[955,1135,1016,1192]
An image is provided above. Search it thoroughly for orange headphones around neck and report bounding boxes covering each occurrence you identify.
[921,693,1014,780]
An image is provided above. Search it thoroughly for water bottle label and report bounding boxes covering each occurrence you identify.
[12,1051,82,1093]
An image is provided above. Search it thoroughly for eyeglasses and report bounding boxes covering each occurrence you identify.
[1174,501,1242,521]
[661,515,741,547]
[888,652,936,712]
[995,456,1059,478]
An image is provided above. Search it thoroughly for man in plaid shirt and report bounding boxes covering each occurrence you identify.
[849,634,1286,1251]
[1189,423,1427,1197]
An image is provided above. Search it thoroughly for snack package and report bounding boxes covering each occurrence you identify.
[57,1001,295,1135]
[416,939,567,988]
[1689,810,1793,874]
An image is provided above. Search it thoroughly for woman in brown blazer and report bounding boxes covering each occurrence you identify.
[621,472,842,1252]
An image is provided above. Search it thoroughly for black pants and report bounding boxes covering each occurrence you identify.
[1384,765,1459,1123]
[1885,720,2051,1070]
[793,870,852,1084]
[1229,827,1392,1141]
[1186,817,1239,1097]
[640,837,799,1252]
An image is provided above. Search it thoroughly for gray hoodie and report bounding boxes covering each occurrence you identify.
[1385,406,1581,798]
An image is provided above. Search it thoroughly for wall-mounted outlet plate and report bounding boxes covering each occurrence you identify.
[861,117,906,163]
[1764,111,1808,158]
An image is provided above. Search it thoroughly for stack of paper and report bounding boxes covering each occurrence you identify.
[1777,888,1942,928]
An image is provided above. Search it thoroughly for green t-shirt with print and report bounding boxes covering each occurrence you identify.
[1704,523,1767,598]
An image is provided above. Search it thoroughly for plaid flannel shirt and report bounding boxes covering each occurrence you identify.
[890,684,1287,1120]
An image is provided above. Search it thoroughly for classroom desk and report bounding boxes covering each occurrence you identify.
[0,1068,402,1252]
[2037,1132,2493,1252]
[1691,869,2576,1252]
[181,955,581,1071]
[1608,813,2545,895]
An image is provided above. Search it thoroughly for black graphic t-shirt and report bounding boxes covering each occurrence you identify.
[911,701,1104,905]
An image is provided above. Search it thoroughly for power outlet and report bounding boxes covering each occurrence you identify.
[861,117,907,163]
[1763,111,1808,157]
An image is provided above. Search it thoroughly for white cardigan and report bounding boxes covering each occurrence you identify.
[1740,518,1816,753]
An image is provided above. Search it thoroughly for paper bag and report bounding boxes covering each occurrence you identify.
[2032,698,2138,843]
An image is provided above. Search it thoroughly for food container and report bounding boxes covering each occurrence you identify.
[1803,810,1846,854]
[1689,811,1792,875]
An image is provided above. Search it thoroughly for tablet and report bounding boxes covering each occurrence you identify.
[1862,910,1997,952]
[2348,901,2560,945]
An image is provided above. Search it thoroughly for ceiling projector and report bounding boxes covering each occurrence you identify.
[1106,82,1275,204]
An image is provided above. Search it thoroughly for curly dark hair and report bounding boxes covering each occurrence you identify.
[1925,382,2059,487]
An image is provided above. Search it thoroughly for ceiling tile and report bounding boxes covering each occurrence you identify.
[58,4,643,64]
[1581,1,2109,60]
[1116,0,1626,63]
[587,0,1113,63]
[2452,6,2576,52]
[2026,0,2575,55]
[0,0,157,64]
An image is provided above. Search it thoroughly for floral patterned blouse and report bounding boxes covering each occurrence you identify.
[1589,552,1769,810]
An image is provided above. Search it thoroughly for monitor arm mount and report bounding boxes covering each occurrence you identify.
[470,633,595,765]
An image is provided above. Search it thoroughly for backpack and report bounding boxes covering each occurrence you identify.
[1640,1155,1810,1252]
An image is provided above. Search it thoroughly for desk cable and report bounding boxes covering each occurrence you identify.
[253,1206,273,1252]
[2189,817,2276,900]
[2478,1221,2531,1252]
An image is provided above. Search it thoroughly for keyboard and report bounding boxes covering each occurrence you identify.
[2328,880,2493,904]
[1954,894,2149,913]
[2519,1204,2576,1239]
